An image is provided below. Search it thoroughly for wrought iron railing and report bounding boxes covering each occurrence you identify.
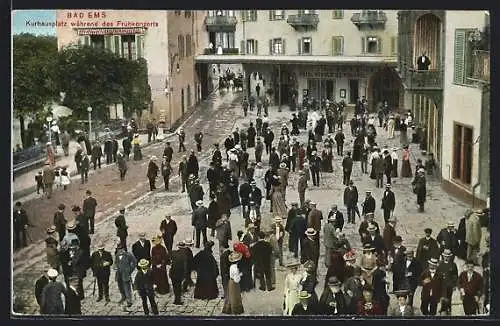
[287,13,320,27]
[205,16,238,27]
[405,69,443,89]
[351,11,387,25]
[13,144,46,166]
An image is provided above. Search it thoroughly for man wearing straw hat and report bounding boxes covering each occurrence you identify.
[301,228,320,276]
[437,248,458,315]
[291,291,316,315]
[170,242,188,304]
[420,257,443,316]
[180,239,195,292]
[192,200,208,248]
[40,268,66,315]
[134,259,159,315]
[90,242,113,303]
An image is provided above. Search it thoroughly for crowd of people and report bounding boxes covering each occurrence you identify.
[24,93,490,317]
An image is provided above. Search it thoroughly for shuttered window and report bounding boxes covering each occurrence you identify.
[104,35,113,51]
[390,36,397,55]
[269,10,285,20]
[241,10,257,21]
[136,35,144,58]
[79,35,91,46]
[453,29,467,84]
[240,40,245,54]
[363,36,381,54]
[269,38,284,54]
[332,36,344,55]
[245,39,258,54]
[113,35,122,56]
[332,10,344,19]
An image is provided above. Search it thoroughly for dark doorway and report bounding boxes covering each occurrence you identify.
[369,67,401,110]
[181,88,185,115]
[209,32,216,52]
[349,79,359,104]
[326,80,335,100]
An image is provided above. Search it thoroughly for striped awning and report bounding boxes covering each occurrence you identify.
[76,28,146,35]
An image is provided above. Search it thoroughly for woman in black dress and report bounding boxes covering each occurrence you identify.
[193,241,219,300]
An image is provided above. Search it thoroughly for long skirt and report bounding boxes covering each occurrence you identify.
[352,146,361,161]
[222,280,244,314]
[152,267,170,294]
[400,131,408,146]
[401,160,412,177]
[239,259,254,292]
[370,165,377,179]
[194,278,219,300]
[391,160,398,178]
[133,146,142,161]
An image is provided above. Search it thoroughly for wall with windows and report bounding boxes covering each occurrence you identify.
[234,10,398,56]
[441,10,488,202]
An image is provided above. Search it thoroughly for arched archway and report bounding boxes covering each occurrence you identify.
[368,67,402,111]
[413,13,442,69]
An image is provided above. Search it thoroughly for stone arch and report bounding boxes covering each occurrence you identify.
[413,13,443,69]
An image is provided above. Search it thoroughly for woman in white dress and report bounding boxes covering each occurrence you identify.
[60,167,71,190]
[283,261,303,316]
[222,252,244,315]
[253,162,266,194]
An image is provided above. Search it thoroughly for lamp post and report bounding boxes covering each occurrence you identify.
[87,107,93,141]
[46,116,53,144]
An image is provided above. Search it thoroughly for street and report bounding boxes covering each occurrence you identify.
[12,91,486,316]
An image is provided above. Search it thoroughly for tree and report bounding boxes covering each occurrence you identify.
[56,45,151,121]
[13,34,59,147]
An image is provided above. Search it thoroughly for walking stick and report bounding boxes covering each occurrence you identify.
[92,277,97,297]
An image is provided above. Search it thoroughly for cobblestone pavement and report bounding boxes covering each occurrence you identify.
[12,98,488,317]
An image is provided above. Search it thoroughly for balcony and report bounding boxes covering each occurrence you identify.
[470,50,490,83]
[204,15,237,33]
[351,10,387,29]
[287,13,319,30]
[403,69,443,90]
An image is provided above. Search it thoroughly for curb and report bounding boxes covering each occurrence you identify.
[12,88,221,201]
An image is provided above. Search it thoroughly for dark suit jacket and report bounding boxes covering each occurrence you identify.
[251,240,273,272]
[219,249,231,280]
[160,219,177,236]
[381,190,395,211]
[420,269,443,300]
[301,237,320,265]
[191,206,208,229]
[362,197,376,215]
[132,240,152,262]
[458,271,483,297]
[416,237,440,266]
[114,214,128,237]
[134,268,155,297]
[318,288,347,315]
[169,249,187,281]
[417,55,431,70]
[383,224,396,252]
[343,186,359,206]
[362,234,386,257]
[13,208,29,230]
[83,197,97,217]
[91,250,113,276]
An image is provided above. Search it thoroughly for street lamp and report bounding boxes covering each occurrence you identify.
[46,116,53,144]
[87,107,93,141]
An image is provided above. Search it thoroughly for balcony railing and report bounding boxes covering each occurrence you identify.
[351,10,387,29]
[204,16,237,32]
[203,48,239,55]
[471,50,490,83]
[405,69,443,90]
[287,13,319,30]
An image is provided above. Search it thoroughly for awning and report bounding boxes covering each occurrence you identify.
[195,54,397,66]
[76,28,147,35]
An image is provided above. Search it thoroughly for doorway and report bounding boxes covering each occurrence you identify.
[209,32,216,52]
[349,79,359,104]
[326,80,335,100]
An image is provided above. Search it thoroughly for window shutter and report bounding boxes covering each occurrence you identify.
[113,35,121,56]
[241,10,246,21]
[104,35,112,51]
[136,35,144,58]
[240,40,245,55]
[282,39,286,55]
[339,36,344,55]
[269,10,273,20]
[361,37,366,54]
[390,36,397,55]
[269,39,273,54]
[454,29,466,84]
[298,39,302,55]
[309,38,312,55]
[79,36,91,46]
[255,40,258,55]
[253,11,258,21]
[377,38,383,54]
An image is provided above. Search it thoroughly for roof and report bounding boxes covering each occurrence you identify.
[195,54,397,65]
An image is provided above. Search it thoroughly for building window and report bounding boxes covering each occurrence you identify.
[242,10,257,21]
[299,10,315,15]
[362,36,382,54]
[453,29,476,85]
[184,10,191,18]
[215,32,235,49]
[269,10,285,20]
[178,35,185,58]
[187,85,192,108]
[452,123,473,185]
[185,34,192,57]
[175,11,181,15]
[225,10,235,17]
[299,37,312,55]
[90,35,105,48]
[270,38,285,55]
[390,36,398,55]
[121,35,137,60]
[332,36,344,55]
[246,39,258,54]
[332,10,344,19]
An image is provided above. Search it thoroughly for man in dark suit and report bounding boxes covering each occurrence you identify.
[416,228,440,267]
[239,179,252,220]
[289,213,307,259]
[389,236,407,292]
[114,208,128,251]
[361,191,376,216]
[383,150,393,185]
[358,213,380,241]
[82,190,98,234]
[381,184,395,224]
[159,215,177,253]
[341,152,353,186]
[417,52,431,70]
[53,204,67,242]
[132,232,151,269]
[402,249,421,308]
[170,242,188,305]
[13,201,29,249]
[249,181,263,218]
[343,180,360,224]
[301,228,320,276]
[192,200,208,248]
[420,258,443,316]
[251,231,275,291]
[327,205,344,232]
[362,224,386,258]
[437,221,459,256]
[458,260,484,315]
[90,243,113,302]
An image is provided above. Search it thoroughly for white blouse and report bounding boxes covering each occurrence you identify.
[230,263,242,283]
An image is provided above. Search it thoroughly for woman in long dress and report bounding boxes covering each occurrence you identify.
[234,241,253,292]
[283,261,303,316]
[270,177,287,218]
[253,162,266,193]
[400,146,412,178]
[150,235,170,294]
[132,134,142,161]
[390,148,398,178]
[60,167,71,190]
[222,252,244,315]
[193,241,219,300]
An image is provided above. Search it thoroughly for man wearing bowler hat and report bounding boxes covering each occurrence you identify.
[437,248,458,315]
[114,208,128,251]
[318,276,347,315]
[381,184,395,224]
[420,257,443,316]
[416,228,440,267]
[301,228,320,276]
[90,242,113,302]
[458,260,484,315]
